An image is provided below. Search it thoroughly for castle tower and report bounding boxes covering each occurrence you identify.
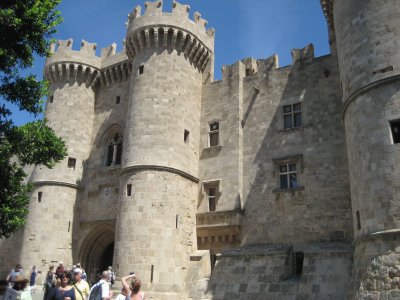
[19,39,100,268]
[114,0,214,297]
[322,0,400,298]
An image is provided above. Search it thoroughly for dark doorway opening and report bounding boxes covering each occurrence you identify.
[100,242,114,272]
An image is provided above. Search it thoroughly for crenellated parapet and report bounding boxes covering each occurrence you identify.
[125,0,215,71]
[45,39,132,88]
[320,0,334,29]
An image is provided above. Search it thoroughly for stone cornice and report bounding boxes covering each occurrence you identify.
[120,165,199,183]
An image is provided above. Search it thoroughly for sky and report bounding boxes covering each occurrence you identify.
[10,0,329,126]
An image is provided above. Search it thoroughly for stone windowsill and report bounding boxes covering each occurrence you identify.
[272,186,305,194]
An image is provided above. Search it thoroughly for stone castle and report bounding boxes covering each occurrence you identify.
[1,0,400,299]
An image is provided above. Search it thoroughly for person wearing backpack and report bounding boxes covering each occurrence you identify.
[88,271,112,300]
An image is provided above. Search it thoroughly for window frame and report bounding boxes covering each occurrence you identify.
[283,102,302,130]
[208,120,220,147]
[273,155,303,191]
[202,179,221,212]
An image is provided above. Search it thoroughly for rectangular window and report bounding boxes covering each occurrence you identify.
[279,163,297,189]
[283,102,302,129]
[184,130,190,143]
[294,252,304,276]
[67,158,76,170]
[138,65,144,75]
[115,143,123,165]
[356,211,361,230]
[106,144,114,166]
[208,187,217,211]
[390,120,400,144]
[38,192,42,203]
[116,96,120,104]
[209,121,219,147]
[127,184,132,197]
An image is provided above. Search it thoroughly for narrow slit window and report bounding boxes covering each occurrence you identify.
[150,265,154,283]
[356,211,361,230]
[176,215,179,229]
[390,120,400,144]
[184,130,190,143]
[294,252,304,276]
[138,65,144,75]
[67,158,76,170]
[209,121,219,147]
[49,96,54,103]
[208,187,217,212]
[127,184,132,197]
[116,96,120,104]
[38,192,42,203]
[68,221,71,233]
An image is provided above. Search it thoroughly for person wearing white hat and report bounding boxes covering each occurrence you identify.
[73,269,90,300]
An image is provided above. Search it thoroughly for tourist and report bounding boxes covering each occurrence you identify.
[72,269,89,300]
[44,278,62,300]
[106,267,114,288]
[58,272,75,300]
[121,274,145,300]
[6,264,23,286]
[12,276,31,300]
[55,263,65,278]
[29,266,37,293]
[114,288,127,300]
[44,265,55,298]
[0,279,17,300]
[88,271,112,300]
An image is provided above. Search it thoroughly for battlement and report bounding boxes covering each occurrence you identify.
[321,0,334,28]
[125,0,214,71]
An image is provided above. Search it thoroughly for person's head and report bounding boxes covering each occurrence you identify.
[32,265,36,270]
[101,271,110,281]
[0,279,8,296]
[120,288,128,296]
[59,262,63,267]
[108,266,112,271]
[76,263,81,268]
[13,276,28,291]
[15,264,22,271]
[59,272,71,287]
[73,268,82,282]
[49,265,54,271]
[130,277,141,295]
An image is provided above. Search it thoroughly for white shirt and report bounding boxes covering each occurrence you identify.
[89,279,109,300]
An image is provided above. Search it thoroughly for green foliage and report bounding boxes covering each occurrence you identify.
[0,0,67,238]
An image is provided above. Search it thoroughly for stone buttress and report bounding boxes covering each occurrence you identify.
[323,0,400,298]
[114,1,214,298]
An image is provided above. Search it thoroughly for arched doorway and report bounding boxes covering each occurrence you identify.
[78,224,115,284]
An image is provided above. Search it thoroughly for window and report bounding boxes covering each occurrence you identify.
[38,192,42,203]
[67,157,76,170]
[184,130,190,143]
[49,96,54,103]
[294,252,304,276]
[138,65,144,75]
[283,103,302,129]
[356,211,361,230]
[279,163,297,189]
[208,187,217,211]
[209,121,219,147]
[127,184,132,197]
[390,120,400,144]
[105,133,123,167]
[116,96,120,104]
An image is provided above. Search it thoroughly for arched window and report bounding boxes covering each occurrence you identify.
[105,133,123,167]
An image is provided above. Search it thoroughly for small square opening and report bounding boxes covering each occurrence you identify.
[138,65,144,75]
[116,96,120,104]
[67,157,76,170]
[390,120,400,144]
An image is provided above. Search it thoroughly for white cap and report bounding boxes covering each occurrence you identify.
[74,268,83,274]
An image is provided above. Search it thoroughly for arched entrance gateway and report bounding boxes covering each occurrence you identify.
[78,224,115,283]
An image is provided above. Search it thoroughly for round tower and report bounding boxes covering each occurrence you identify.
[19,39,99,269]
[114,0,214,297]
[323,0,400,298]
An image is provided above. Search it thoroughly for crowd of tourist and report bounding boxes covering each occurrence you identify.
[0,263,145,300]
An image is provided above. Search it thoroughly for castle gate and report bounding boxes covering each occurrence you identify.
[78,223,115,282]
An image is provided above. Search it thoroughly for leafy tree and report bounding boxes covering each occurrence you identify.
[0,0,67,238]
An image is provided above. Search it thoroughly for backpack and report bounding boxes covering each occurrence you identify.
[89,282,104,300]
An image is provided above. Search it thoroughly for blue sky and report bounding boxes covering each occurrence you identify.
[11,0,329,125]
